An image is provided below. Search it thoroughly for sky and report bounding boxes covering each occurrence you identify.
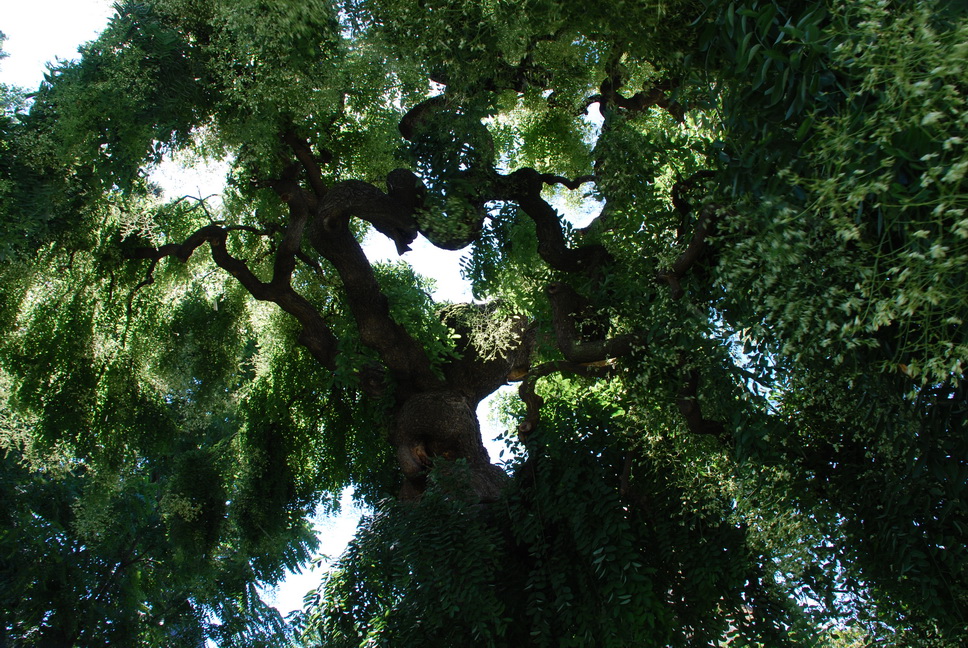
[1,0,513,615]
[1,0,115,89]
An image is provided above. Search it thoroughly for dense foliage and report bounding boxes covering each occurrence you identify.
[1,1,966,646]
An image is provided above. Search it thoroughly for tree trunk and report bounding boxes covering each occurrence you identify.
[391,391,507,501]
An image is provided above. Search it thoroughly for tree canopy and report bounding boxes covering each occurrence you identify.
[1,1,967,646]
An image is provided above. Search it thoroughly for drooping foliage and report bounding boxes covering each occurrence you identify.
[1,1,966,646]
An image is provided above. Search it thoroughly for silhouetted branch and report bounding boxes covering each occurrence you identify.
[128,224,339,369]
[516,360,613,437]
[545,282,635,364]
[676,362,729,444]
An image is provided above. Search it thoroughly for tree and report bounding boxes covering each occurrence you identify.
[1,0,966,646]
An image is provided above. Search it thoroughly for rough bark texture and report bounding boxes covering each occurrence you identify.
[391,391,507,501]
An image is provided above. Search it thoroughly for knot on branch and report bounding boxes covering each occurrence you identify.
[391,391,507,501]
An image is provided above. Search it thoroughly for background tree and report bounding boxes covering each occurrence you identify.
[1,0,966,646]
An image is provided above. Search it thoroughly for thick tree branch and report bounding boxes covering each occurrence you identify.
[399,94,449,141]
[400,94,607,269]
[315,176,420,254]
[269,181,313,288]
[545,281,635,364]
[539,173,596,190]
[494,168,611,273]
[438,305,535,406]
[128,224,339,369]
[283,131,327,198]
[307,186,440,393]
[594,65,684,122]
[657,205,716,300]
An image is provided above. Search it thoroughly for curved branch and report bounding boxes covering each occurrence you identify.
[595,66,684,122]
[307,186,440,393]
[546,282,635,364]
[399,94,449,141]
[676,365,729,444]
[283,131,327,198]
[400,94,607,269]
[652,171,719,299]
[516,360,613,438]
[657,205,716,300]
[128,224,339,369]
[539,173,596,190]
[494,168,611,273]
[317,176,420,254]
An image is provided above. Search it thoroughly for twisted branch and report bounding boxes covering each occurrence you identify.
[128,222,339,369]
[546,282,635,364]
[306,180,440,394]
[494,168,611,273]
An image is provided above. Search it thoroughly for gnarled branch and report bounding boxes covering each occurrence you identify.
[494,168,611,273]
[306,183,440,394]
[546,281,635,364]
[128,224,339,368]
